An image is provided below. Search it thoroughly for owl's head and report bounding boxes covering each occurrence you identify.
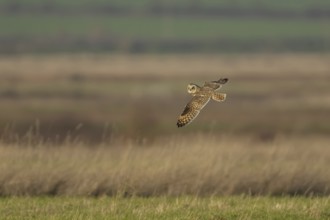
[187,83,200,94]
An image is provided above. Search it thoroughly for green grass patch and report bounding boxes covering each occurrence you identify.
[1,15,329,40]
[0,196,329,220]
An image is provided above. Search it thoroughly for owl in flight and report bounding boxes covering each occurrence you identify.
[177,78,228,127]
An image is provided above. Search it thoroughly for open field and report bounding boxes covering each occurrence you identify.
[0,135,330,218]
[1,15,329,53]
[2,15,329,40]
[2,0,330,10]
[2,1,330,218]
[0,54,329,197]
[1,0,330,53]
[0,54,329,142]
[0,135,329,196]
[0,53,329,218]
[1,196,330,220]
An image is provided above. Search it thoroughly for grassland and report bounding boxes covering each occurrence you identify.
[0,54,329,141]
[1,196,330,220]
[0,135,329,197]
[2,0,330,11]
[1,1,330,217]
[0,135,330,219]
[0,53,329,218]
[1,0,330,53]
[2,15,329,53]
[1,15,329,40]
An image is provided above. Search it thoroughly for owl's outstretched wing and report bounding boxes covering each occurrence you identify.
[177,95,210,127]
[203,78,228,90]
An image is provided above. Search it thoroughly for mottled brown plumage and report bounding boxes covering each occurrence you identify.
[177,78,228,127]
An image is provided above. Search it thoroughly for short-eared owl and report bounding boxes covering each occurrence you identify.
[177,78,228,127]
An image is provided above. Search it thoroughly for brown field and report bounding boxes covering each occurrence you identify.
[0,135,329,196]
[0,54,329,196]
[1,54,329,79]
[0,54,329,142]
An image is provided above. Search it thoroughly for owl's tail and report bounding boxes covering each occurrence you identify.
[216,78,228,84]
[212,92,226,102]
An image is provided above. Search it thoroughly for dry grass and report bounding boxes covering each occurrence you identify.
[0,53,329,198]
[0,135,329,196]
[0,53,330,141]
[0,54,329,81]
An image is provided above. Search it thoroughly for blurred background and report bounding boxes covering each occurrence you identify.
[0,0,329,144]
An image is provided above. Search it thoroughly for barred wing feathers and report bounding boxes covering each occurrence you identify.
[177,95,210,127]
